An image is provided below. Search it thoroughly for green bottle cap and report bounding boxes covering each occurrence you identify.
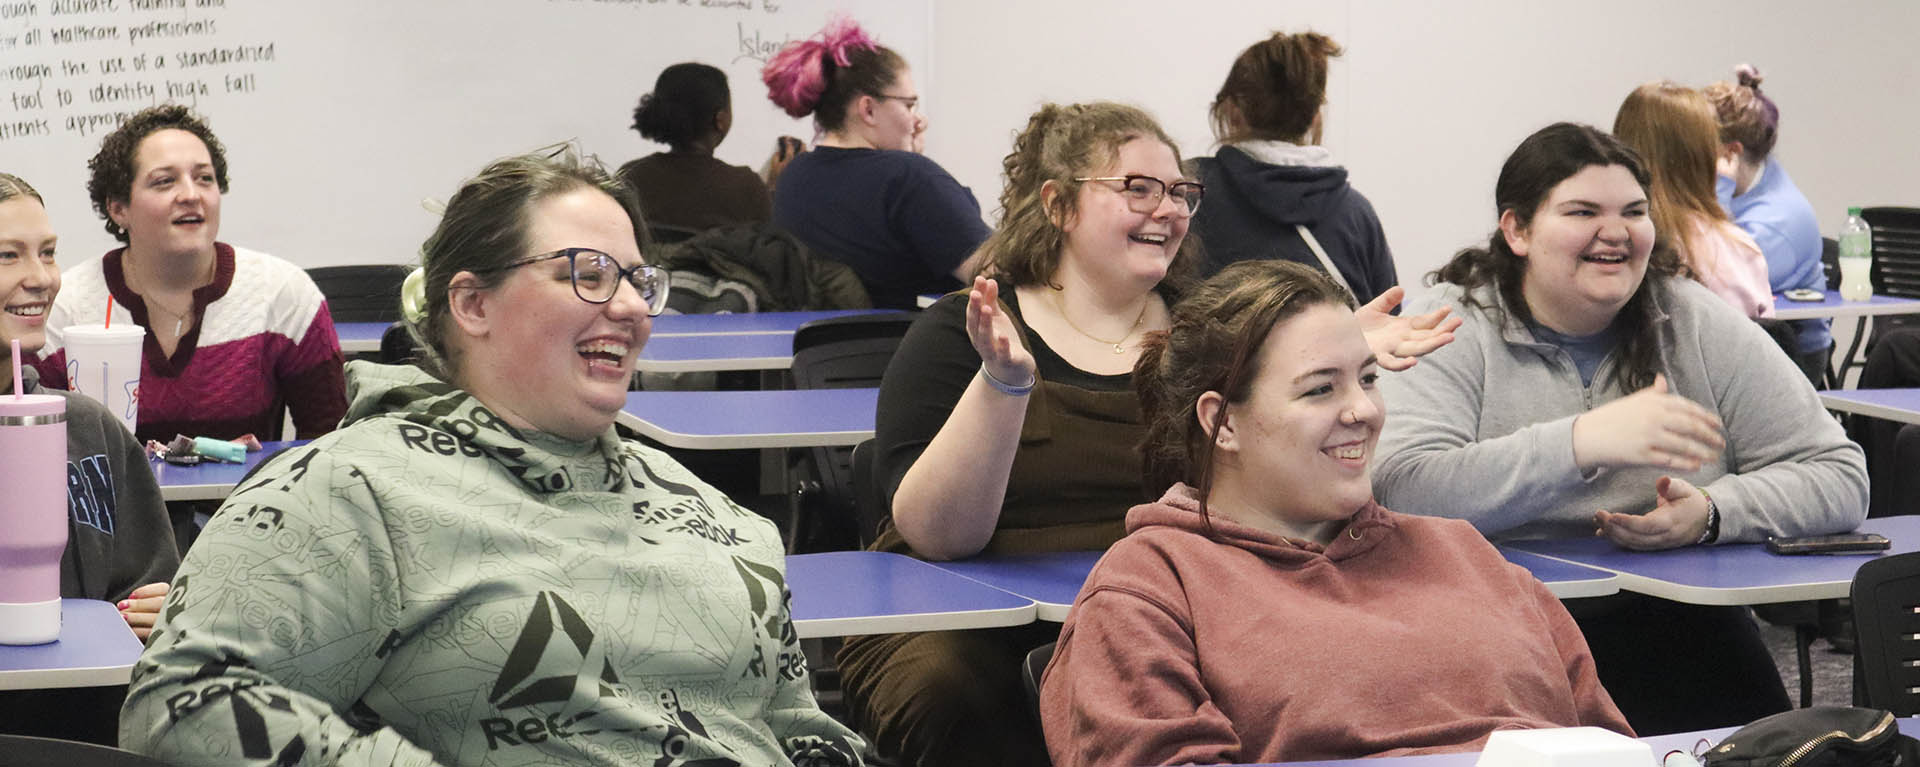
[1850,206,1864,216]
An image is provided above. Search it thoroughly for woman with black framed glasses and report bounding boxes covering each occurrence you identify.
[762,17,989,309]
[120,148,865,767]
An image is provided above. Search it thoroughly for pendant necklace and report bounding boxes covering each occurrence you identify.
[1050,290,1148,354]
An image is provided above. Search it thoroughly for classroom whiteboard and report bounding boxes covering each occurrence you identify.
[0,0,930,269]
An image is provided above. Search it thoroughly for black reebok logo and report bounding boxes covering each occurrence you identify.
[480,592,634,750]
[489,591,622,709]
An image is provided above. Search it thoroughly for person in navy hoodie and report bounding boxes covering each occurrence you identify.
[1189,30,1395,305]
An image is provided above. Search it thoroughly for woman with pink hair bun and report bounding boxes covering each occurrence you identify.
[760,17,989,309]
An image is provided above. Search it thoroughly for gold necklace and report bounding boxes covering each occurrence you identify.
[1050,289,1149,354]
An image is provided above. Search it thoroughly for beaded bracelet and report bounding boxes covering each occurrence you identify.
[979,365,1035,396]
[1694,486,1721,545]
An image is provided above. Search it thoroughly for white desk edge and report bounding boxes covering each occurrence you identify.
[613,410,873,449]
[793,603,1036,639]
[1517,552,1851,606]
[1819,391,1920,426]
[0,659,135,690]
[1773,301,1920,321]
[633,354,791,373]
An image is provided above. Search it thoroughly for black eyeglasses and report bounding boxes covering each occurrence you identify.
[1073,175,1206,216]
[479,248,670,316]
[874,93,920,112]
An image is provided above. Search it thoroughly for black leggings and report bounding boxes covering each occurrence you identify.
[1565,592,1790,735]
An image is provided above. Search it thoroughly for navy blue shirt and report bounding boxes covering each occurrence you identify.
[773,146,990,309]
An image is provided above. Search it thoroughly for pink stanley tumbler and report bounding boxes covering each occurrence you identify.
[0,392,66,644]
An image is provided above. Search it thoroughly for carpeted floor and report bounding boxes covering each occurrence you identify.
[1759,614,1856,708]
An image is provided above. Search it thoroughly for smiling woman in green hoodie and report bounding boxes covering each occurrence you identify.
[119,149,863,767]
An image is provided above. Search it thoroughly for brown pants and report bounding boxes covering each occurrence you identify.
[836,623,1061,767]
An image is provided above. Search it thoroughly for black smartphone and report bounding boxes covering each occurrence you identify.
[1765,533,1891,555]
[161,453,203,466]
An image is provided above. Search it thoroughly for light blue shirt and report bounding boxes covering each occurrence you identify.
[1718,158,1830,353]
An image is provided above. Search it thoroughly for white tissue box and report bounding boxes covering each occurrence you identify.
[1475,727,1655,767]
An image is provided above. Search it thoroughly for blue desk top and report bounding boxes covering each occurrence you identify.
[636,333,792,372]
[1820,387,1920,426]
[335,321,388,353]
[785,551,1035,638]
[152,440,306,501]
[923,548,1618,624]
[925,551,1102,622]
[1772,290,1920,321]
[1508,516,1920,606]
[618,388,877,449]
[0,599,144,690]
[1499,548,1618,599]
[650,310,902,337]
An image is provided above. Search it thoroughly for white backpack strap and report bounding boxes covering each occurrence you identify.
[1296,224,1355,300]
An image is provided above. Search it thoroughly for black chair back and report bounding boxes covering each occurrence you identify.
[785,313,915,553]
[1864,207,1920,300]
[0,735,170,766]
[1823,236,1841,291]
[1851,550,1920,715]
[379,322,422,366]
[1022,641,1056,724]
[850,438,884,548]
[1860,208,1920,348]
[306,264,412,324]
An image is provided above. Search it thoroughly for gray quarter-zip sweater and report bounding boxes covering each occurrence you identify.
[1374,276,1865,543]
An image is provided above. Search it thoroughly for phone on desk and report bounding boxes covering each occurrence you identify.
[1783,288,1826,302]
[1765,533,1890,555]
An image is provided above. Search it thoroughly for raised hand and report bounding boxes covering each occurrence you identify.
[966,277,1035,390]
[1356,285,1461,371]
[1595,475,1713,550]
[1572,374,1725,472]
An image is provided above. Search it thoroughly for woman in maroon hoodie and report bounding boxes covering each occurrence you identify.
[1039,259,1628,765]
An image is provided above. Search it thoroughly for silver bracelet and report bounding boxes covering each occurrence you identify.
[978,365,1035,396]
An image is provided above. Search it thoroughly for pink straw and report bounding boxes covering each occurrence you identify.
[10,339,21,401]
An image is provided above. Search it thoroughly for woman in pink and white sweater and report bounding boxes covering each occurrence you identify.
[1039,260,1628,766]
[34,105,344,444]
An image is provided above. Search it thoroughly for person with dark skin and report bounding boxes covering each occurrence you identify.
[619,62,803,233]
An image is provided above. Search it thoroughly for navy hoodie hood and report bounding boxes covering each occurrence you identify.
[1206,145,1354,226]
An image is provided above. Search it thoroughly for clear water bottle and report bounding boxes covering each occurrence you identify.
[1840,206,1874,302]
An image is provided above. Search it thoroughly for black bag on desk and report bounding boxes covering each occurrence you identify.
[1703,706,1920,766]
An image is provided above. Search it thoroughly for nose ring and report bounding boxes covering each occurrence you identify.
[1341,409,1358,425]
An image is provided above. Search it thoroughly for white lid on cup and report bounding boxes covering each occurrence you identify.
[64,324,146,342]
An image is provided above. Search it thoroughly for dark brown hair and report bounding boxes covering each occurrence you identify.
[410,144,649,380]
[978,102,1201,290]
[1135,259,1353,527]
[1210,30,1343,144]
[85,104,230,244]
[1429,122,1681,392]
